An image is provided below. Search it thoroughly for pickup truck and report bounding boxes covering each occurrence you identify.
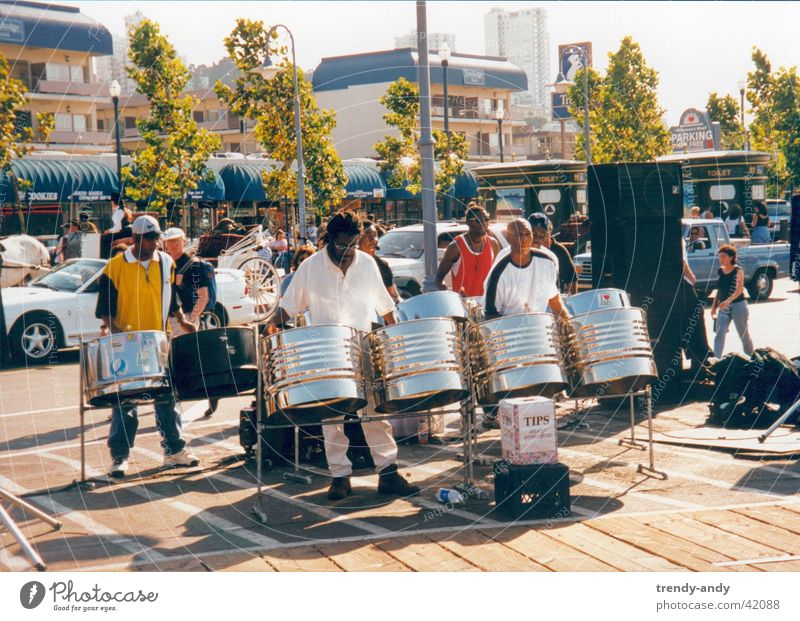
[574,218,791,301]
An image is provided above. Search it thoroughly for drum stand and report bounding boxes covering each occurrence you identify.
[73,340,98,490]
[609,386,666,480]
[0,488,61,571]
[758,398,800,443]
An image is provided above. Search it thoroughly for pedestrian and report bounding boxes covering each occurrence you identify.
[267,210,419,502]
[163,227,220,418]
[533,212,576,294]
[680,239,715,378]
[435,204,500,296]
[359,221,401,303]
[95,215,200,478]
[56,219,82,263]
[101,192,132,258]
[307,220,319,245]
[690,206,701,218]
[723,204,749,238]
[279,244,315,296]
[750,202,771,244]
[711,244,754,359]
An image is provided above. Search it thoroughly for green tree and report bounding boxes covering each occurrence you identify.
[216,19,346,218]
[373,77,469,198]
[0,53,40,231]
[124,19,221,212]
[746,48,798,194]
[567,36,671,163]
[705,92,744,150]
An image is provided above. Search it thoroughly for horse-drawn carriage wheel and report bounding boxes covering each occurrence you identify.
[237,256,280,322]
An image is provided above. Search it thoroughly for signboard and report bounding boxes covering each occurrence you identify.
[72,190,113,202]
[669,108,715,153]
[552,92,570,120]
[0,19,25,44]
[463,69,486,86]
[558,42,593,82]
[20,191,59,202]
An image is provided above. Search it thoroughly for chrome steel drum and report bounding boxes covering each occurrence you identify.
[83,331,171,407]
[464,296,485,323]
[566,307,656,397]
[564,288,630,317]
[396,290,468,322]
[472,313,568,404]
[264,324,366,422]
[369,317,468,413]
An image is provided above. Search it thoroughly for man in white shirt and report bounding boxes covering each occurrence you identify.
[268,210,420,501]
[484,219,569,320]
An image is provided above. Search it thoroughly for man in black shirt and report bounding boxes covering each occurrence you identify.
[359,221,401,303]
[163,227,219,417]
[529,213,577,294]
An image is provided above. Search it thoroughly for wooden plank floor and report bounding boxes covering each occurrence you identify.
[175,504,800,572]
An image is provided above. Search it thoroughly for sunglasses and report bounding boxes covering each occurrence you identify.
[332,241,355,252]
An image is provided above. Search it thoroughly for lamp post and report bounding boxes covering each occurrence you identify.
[109,80,123,189]
[495,104,505,163]
[440,43,452,219]
[738,80,749,151]
[566,46,591,164]
[252,24,307,242]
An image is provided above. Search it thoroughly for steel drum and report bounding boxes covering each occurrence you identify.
[564,288,630,317]
[464,296,485,323]
[565,307,657,397]
[170,327,258,400]
[395,290,468,322]
[369,317,468,413]
[264,324,367,423]
[83,330,171,407]
[471,313,568,404]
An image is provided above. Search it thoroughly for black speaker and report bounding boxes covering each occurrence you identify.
[588,162,683,221]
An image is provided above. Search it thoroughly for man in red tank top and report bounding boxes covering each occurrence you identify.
[435,205,500,296]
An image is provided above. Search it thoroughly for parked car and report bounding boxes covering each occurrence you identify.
[377,221,509,298]
[573,218,791,301]
[1,258,258,363]
[765,198,791,239]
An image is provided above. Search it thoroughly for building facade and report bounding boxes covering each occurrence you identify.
[394,30,455,52]
[484,6,549,114]
[312,48,528,161]
[0,0,114,154]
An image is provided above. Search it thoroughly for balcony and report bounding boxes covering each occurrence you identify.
[33,80,106,98]
[47,130,114,146]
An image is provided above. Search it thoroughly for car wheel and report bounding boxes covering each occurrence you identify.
[200,303,227,330]
[747,269,773,302]
[11,312,62,364]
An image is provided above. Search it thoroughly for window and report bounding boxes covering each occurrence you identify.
[538,189,561,203]
[54,113,72,131]
[72,114,87,132]
[709,184,735,201]
[46,63,69,81]
[70,65,84,83]
[97,118,106,131]
[193,110,204,123]
[124,116,136,129]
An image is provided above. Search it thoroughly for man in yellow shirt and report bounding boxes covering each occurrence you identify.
[95,216,199,478]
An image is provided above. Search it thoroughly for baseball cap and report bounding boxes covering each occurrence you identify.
[528,212,550,230]
[163,227,186,241]
[130,215,162,236]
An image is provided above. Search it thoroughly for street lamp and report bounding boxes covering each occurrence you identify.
[440,43,452,218]
[495,104,505,163]
[738,80,749,151]
[566,46,591,164]
[252,24,307,242]
[109,79,123,189]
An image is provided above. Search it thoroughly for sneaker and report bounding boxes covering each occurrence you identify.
[327,477,352,501]
[377,464,420,497]
[109,457,129,479]
[163,450,200,468]
[481,415,500,430]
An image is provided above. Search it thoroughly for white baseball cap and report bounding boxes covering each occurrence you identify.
[130,215,162,236]
[163,227,186,241]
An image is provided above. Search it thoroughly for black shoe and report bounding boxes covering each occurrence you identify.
[327,477,352,501]
[109,457,129,479]
[377,464,420,497]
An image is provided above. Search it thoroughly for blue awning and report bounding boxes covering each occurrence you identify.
[187,169,225,201]
[382,170,478,200]
[344,164,386,199]
[0,1,113,55]
[65,161,119,201]
[219,163,269,202]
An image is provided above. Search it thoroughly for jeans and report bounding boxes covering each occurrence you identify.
[713,301,755,359]
[108,394,186,459]
[751,226,771,244]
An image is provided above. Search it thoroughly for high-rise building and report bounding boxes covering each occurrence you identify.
[484,7,549,111]
[394,30,455,52]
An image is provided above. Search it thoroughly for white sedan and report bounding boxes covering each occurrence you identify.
[1,258,258,364]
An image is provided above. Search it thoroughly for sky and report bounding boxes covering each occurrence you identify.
[69,1,800,126]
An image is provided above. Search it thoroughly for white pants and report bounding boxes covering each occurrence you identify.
[322,413,398,478]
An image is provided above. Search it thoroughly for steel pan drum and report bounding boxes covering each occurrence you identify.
[170,327,257,400]
[264,324,366,422]
[566,307,656,397]
[464,296,485,323]
[564,288,630,317]
[83,331,171,407]
[396,290,468,322]
[472,313,568,404]
[369,317,468,413]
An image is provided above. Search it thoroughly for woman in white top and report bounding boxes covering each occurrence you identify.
[722,204,749,238]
